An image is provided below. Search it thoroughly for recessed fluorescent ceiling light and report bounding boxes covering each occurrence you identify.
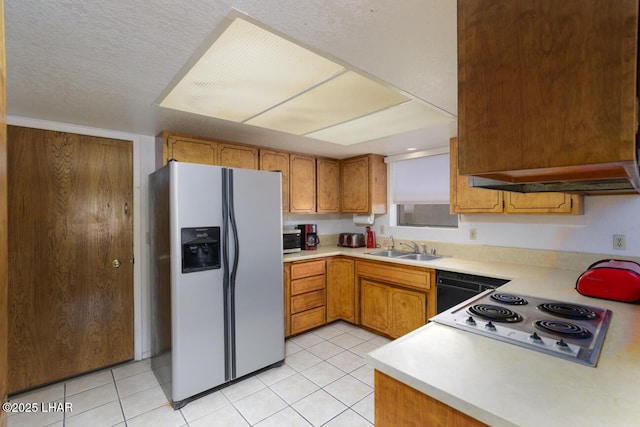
[158,11,454,146]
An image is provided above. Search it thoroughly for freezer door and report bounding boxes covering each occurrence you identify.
[170,162,227,401]
[227,168,284,379]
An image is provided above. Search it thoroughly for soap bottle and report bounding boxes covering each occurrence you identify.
[365,226,376,249]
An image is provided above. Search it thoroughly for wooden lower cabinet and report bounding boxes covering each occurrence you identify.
[360,279,390,333]
[389,286,427,338]
[356,260,433,339]
[291,307,326,334]
[360,279,426,339]
[285,257,433,339]
[326,257,355,323]
[287,259,326,336]
[375,370,488,427]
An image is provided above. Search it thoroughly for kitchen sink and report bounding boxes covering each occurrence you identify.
[365,250,411,258]
[396,253,444,261]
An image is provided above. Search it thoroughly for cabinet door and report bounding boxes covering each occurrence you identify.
[317,158,340,213]
[165,135,218,166]
[504,193,581,214]
[341,156,370,213]
[450,139,503,214]
[457,1,637,177]
[360,279,390,335]
[218,142,259,170]
[326,258,355,323]
[389,287,426,338]
[290,154,316,213]
[260,149,290,212]
[450,138,583,215]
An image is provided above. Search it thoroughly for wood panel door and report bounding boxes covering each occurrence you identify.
[504,192,581,214]
[316,158,340,213]
[218,142,258,170]
[7,126,134,393]
[165,134,218,166]
[340,156,369,213]
[326,257,355,323]
[260,149,290,212]
[389,287,426,338]
[289,153,316,213]
[449,138,504,214]
[360,279,390,335]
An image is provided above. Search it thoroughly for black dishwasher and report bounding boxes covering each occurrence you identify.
[435,270,509,314]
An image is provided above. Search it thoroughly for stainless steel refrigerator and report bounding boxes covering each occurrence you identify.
[149,161,284,409]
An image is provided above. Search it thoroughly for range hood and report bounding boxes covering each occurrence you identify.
[468,157,640,195]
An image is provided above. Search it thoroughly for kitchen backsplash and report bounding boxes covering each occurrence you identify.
[318,234,640,271]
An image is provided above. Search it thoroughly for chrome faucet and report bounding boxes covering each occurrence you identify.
[420,243,427,255]
[400,241,420,254]
[389,235,395,250]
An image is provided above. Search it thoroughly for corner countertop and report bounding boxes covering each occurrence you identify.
[285,245,640,426]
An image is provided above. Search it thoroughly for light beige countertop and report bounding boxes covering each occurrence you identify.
[285,244,640,426]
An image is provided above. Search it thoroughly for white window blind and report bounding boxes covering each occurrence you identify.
[392,153,450,204]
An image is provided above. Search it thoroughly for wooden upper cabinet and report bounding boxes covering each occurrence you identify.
[156,131,258,170]
[457,0,638,182]
[260,149,290,212]
[450,138,582,215]
[450,138,503,214]
[340,154,387,214]
[158,132,218,167]
[290,153,316,213]
[218,143,258,170]
[317,158,340,213]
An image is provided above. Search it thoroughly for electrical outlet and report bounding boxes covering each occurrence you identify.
[613,234,626,250]
[380,225,385,234]
[470,228,478,240]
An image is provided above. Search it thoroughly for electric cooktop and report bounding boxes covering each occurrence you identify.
[430,290,612,367]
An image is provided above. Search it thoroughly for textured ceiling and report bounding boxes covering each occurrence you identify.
[5,0,457,158]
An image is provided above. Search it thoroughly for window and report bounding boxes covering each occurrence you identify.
[390,151,458,228]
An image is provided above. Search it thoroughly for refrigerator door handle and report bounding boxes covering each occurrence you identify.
[221,168,231,382]
[228,169,240,379]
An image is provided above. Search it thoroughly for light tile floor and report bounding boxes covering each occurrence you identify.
[7,321,390,427]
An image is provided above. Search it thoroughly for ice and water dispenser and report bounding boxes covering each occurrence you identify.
[181,227,221,273]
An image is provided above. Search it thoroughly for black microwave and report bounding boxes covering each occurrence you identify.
[283,229,302,253]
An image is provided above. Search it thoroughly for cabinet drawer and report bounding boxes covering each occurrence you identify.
[291,259,326,280]
[291,275,325,295]
[291,290,325,314]
[290,306,326,335]
[356,261,431,291]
